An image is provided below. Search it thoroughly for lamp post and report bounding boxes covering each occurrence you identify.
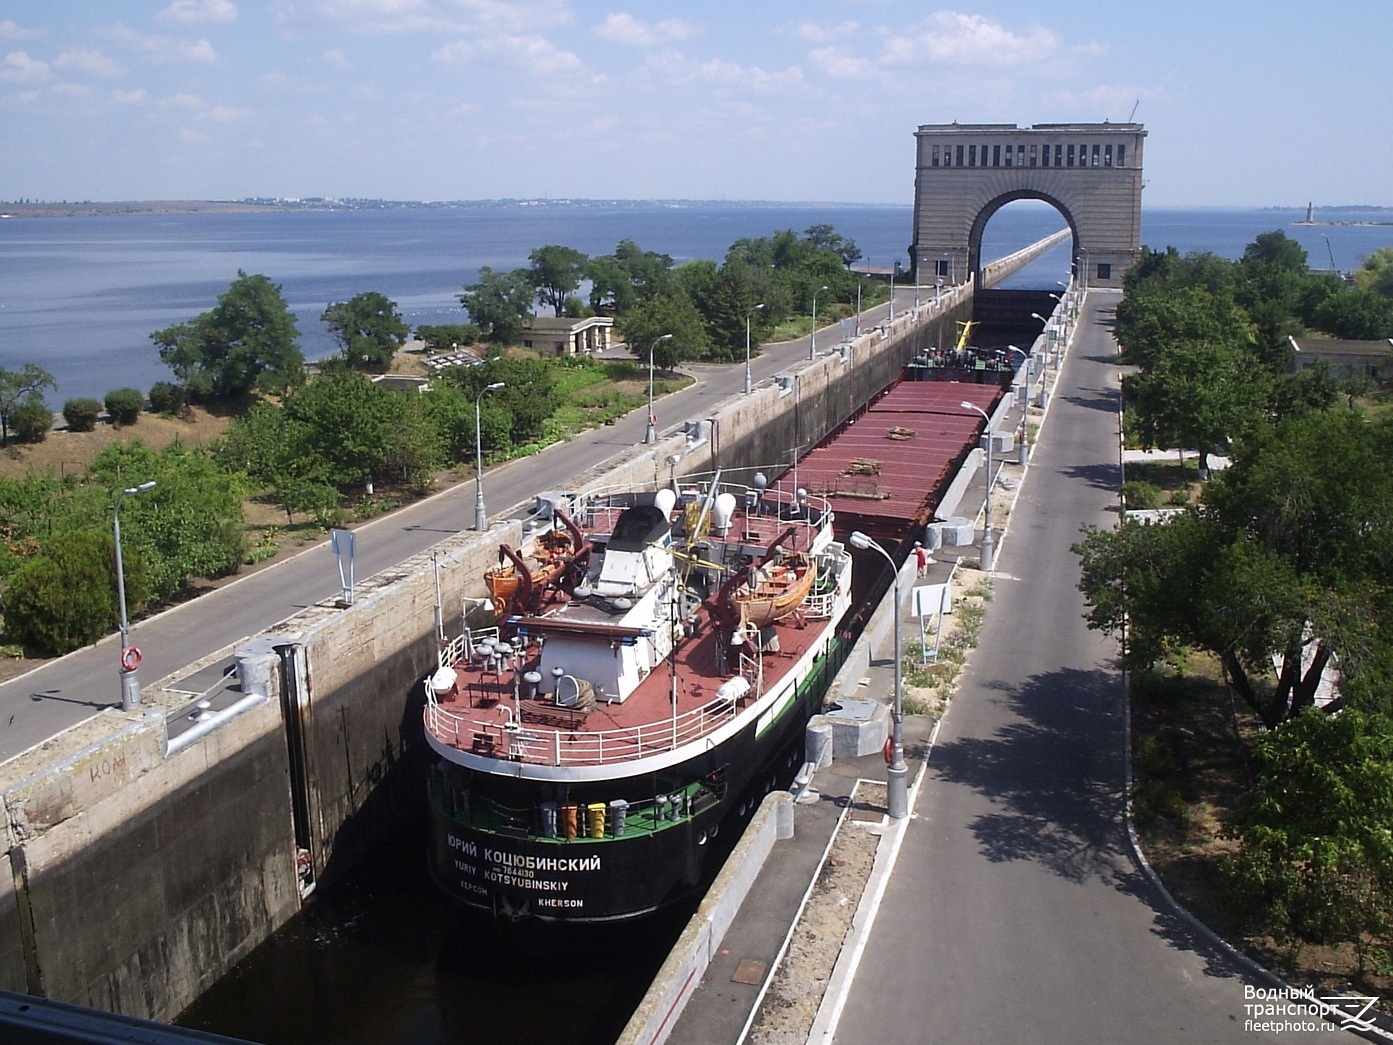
[474,381,505,530]
[646,333,672,444]
[114,480,156,710]
[855,279,863,336]
[848,530,908,820]
[809,285,828,360]
[744,305,764,395]
[960,401,995,572]
[1005,345,1030,465]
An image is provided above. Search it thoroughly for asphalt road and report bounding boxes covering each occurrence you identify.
[831,293,1350,1043]
[0,292,915,764]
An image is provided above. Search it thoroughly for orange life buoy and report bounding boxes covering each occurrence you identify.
[883,736,895,765]
[120,646,142,672]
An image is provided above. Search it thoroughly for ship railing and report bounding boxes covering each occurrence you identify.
[439,626,501,669]
[424,686,745,768]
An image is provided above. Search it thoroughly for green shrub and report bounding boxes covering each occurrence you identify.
[63,398,103,433]
[104,387,144,426]
[4,530,150,655]
[148,381,187,416]
[11,395,52,443]
[1120,479,1162,510]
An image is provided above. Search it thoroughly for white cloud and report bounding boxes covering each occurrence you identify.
[790,20,858,45]
[591,13,695,47]
[807,46,874,80]
[320,48,350,69]
[55,48,125,78]
[880,13,1059,68]
[433,34,581,76]
[207,104,253,121]
[172,38,219,63]
[277,0,571,36]
[0,20,42,41]
[0,51,50,84]
[658,54,809,98]
[156,0,238,26]
[112,88,150,104]
[99,25,220,64]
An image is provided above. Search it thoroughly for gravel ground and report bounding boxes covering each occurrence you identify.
[746,782,886,1043]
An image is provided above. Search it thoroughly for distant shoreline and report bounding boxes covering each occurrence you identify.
[0,197,904,220]
[0,200,281,219]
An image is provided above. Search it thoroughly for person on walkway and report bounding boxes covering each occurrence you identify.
[914,541,932,577]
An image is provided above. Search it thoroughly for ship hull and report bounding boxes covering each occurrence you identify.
[426,643,837,923]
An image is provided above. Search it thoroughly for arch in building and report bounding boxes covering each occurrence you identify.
[909,122,1146,289]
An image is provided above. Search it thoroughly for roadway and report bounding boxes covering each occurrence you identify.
[830,292,1349,1042]
[0,291,918,764]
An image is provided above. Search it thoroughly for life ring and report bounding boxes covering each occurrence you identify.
[120,646,143,672]
[882,736,895,765]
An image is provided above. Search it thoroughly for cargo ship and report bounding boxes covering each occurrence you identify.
[423,473,853,922]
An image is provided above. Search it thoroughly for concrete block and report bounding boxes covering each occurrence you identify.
[936,516,976,547]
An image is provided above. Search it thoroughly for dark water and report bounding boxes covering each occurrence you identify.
[13,199,1386,403]
[177,814,697,1045]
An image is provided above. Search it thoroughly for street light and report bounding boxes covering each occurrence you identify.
[646,333,672,444]
[1005,345,1030,466]
[474,381,505,530]
[959,401,995,572]
[847,530,908,820]
[809,285,828,360]
[744,305,764,395]
[114,480,156,710]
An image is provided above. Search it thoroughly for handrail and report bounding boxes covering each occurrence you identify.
[424,686,744,768]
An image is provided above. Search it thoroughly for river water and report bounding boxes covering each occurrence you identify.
[6,201,1388,403]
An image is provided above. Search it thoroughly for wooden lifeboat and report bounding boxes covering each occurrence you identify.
[484,510,589,619]
[728,550,815,629]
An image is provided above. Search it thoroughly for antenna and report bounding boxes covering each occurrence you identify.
[1127,99,1140,122]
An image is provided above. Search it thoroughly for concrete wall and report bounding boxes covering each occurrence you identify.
[0,280,976,1025]
[0,692,298,1021]
[618,791,790,1045]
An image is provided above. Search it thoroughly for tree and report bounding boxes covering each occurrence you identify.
[1312,287,1393,339]
[322,291,410,371]
[4,529,146,655]
[104,387,143,426]
[436,356,557,449]
[526,245,588,317]
[1075,409,1393,728]
[458,266,534,344]
[88,441,247,594]
[217,400,331,524]
[63,398,102,433]
[1353,246,1393,297]
[152,270,304,400]
[0,363,57,446]
[1125,338,1268,471]
[1223,708,1393,963]
[1114,285,1250,371]
[586,240,673,315]
[415,323,482,353]
[281,370,412,489]
[618,290,711,372]
[803,224,862,268]
[10,395,52,443]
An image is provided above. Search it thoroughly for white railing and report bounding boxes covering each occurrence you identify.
[424,686,745,768]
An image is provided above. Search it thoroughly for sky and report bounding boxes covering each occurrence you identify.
[1,1,1390,208]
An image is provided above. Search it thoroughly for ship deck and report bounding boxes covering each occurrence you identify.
[426,488,840,771]
[426,607,829,770]
[795,380,1004,546]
